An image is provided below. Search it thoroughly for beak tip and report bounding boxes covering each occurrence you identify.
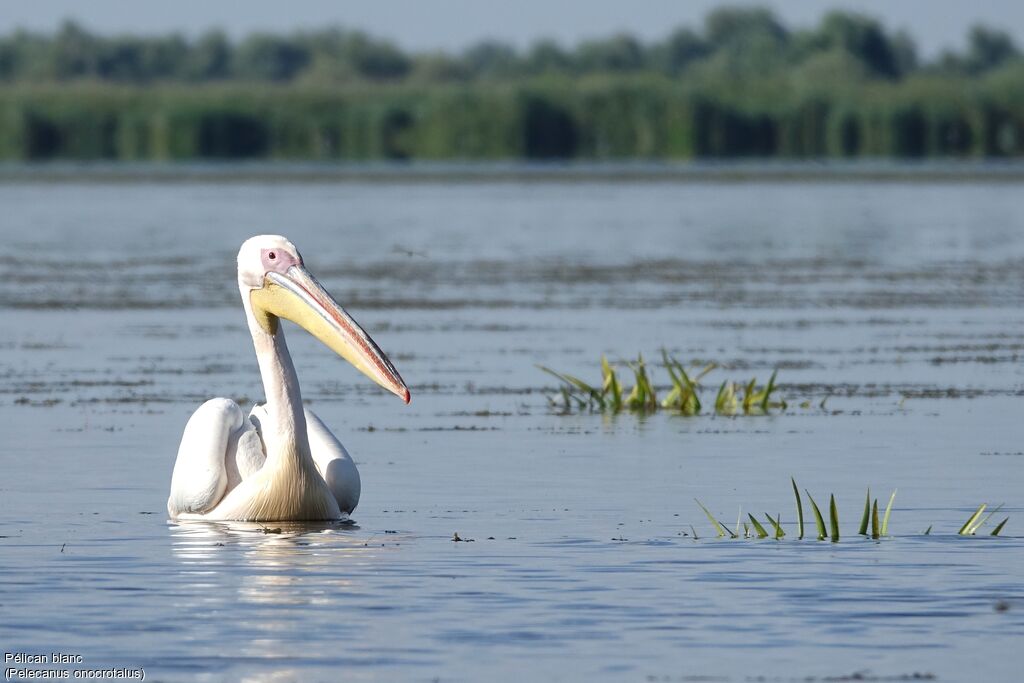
[401,387,411,405]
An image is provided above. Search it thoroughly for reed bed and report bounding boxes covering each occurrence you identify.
[3,71,1024,160]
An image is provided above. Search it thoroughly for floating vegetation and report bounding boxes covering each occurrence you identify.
[692,479,1008,541]
[539,351,786,415]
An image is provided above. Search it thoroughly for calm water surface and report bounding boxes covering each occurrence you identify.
[1,172,1022,682]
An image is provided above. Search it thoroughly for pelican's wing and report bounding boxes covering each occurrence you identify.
[305,408,361,515]
[224,405,268,489]
[167,398,245,518]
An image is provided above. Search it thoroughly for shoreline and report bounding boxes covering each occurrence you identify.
[3,160,1024,184]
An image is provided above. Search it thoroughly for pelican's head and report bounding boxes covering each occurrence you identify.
[237,235,410,404]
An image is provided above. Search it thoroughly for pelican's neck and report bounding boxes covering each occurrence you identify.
[244,299,313,474]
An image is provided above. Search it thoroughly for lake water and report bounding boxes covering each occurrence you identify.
[1,168,1022,682]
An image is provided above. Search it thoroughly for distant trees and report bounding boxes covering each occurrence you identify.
[705,7,787,50]
[234,35,310,82]
[0,10,1020,85]
[936,26,1020,76]
[183,31,231,81]
[650,29,710,76]
[965,26,1019,74]
[813,12,907,79]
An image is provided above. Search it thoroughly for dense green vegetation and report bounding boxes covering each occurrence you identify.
[2,8,1023,160]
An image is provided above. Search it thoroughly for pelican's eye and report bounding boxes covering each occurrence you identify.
[268,252,276,260]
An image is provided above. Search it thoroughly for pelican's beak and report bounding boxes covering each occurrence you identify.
[249,266,410,404]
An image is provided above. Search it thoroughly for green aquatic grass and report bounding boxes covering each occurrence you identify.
[695,499,734,538]
[976,504,1004,533]
[958,504,987,535]
[694,479,1008,543]
[959,503,1006,535]
[860,489,868,536]
[538,365,602,411]
[748,514,769,539]
[791,478,804,540]
[741,370,785,414]
[626,354,658,411]
[881,490,897,536]
[715,381,738,416]
[759,371,780,412]
[601,355,622,412]
[539,352,786,416]
[858,488,871,536]
[829,495,840,543]
[859,489,895,538]
[873,499,882,539]
[765,513,785,539]
[806,490,827,541]
[660,350,705,415]
[770,511,782,540]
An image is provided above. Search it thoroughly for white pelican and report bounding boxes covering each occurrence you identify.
[168,235,409,522]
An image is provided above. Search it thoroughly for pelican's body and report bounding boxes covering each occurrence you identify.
[168,235,409,522]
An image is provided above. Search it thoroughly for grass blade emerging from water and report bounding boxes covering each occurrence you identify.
[806,491,827,540]
[765,513,785,539]
[741,378,759,414]
[792,478,804,540]
[991,518,1009,536]
[748,514,769,539]
[537,365,603,409]
[973,503,1004,534]
[959,504,987,535]
[696,499,735,538]
[859,488,871,536]
[660,351,702,415]
[601,355,622,412]
[760,370,778,412]
[881,490,897,537]
[871,499,880,539]
[625,354,658,411]
[660,349,683,411]
[715,381,738,415]
[829,494,840,542]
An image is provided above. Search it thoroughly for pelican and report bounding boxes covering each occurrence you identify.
[167,235,409,522]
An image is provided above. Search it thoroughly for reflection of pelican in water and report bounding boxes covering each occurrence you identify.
[168,520,381,596]
[169,519,361,556]
[168,520,391,680]
[165,519,418,566]
[167,235,410,522]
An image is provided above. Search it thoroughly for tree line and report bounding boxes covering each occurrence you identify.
[2,9,1020,84]
[0,7,1022,160]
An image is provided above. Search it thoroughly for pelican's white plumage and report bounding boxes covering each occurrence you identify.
[167,235,408,522]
